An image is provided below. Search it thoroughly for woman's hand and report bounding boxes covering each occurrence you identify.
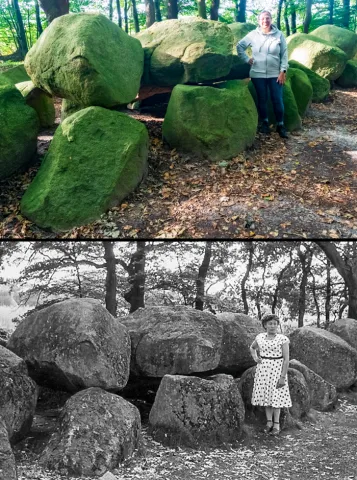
[255,356,262,364]
[277,72,286,85]
[248,58,254,65]
[276,377,286,389]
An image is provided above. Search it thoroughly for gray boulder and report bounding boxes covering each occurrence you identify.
[149,374,245,447]
[0,419,17,480]
[289,359,337,411]
[40,387,141,477]
[329,318,357,351]
[289,326,357,389]
[0,345,38,444]
[7,298,131,392]
[311,24,357,60]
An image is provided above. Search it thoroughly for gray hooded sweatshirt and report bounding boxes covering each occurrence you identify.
[237,25,288,79]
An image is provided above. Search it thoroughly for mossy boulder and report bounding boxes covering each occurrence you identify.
[25,13,144,107]
[162,81,257,160]
[248,79,301,131]
[20,107,148,231]
[336,60,357,87]
[287,33,348,81]
[288,60,330,102]
[136,17,233,86]
[0,64,30,84]
[16,81,55,127]
[0,77,39,180]
[311,25,357,60]
[287,67,313,117]
[60,98,83,121]
[226,22,256,80]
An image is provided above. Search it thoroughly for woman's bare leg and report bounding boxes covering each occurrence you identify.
[273,407,281,430]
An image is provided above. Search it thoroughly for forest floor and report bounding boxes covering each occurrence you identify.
[1,87,357,239]
[13,390,357,480]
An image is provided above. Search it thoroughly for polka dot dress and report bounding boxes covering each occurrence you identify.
[251,333,292,408]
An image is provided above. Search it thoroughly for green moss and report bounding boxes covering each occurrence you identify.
[287,68,313,116]
[336,60,357,87]
[0,64,30,83]
[288,60,330,102]
[225,22,256,80]
[311,25,357,60]
[16,81,55,127]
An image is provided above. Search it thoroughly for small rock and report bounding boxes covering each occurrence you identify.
[99,473,118,480]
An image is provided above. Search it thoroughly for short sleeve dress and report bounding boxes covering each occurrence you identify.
[251,333,292,408]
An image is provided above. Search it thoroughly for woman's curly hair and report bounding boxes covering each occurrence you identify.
[261,314,280,330]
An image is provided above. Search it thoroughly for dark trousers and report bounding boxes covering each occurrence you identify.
[251,77,284,124]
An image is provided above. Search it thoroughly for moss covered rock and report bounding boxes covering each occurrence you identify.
[336,59,357,87]
[0,64,30,84]
[25,13,144,107]
[136,17,233,86]
[162,81,257,160]
[0,77,39,180]
[226,22,256,80]
[288,60,330,102]
[287,33,348,81]
[287,67,313,116]
[20,106,148,231]
[16,81,55,127]
[311,25,357,60]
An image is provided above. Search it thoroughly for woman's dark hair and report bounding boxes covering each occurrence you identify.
[261,314,280,330]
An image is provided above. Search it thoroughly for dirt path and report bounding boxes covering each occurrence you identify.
[14,391,357,480]
[1,88,356,239]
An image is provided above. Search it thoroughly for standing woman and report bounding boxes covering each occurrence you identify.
[237,11,289,138]
[249,314,292,436]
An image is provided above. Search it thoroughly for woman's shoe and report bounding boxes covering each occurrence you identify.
[271,422,280,436]
[276,124,288,138]
[263,420,273,433]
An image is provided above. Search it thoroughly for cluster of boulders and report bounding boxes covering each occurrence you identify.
[1,299,357,478]
[1,15,356,231]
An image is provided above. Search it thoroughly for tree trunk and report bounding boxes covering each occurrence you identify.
[145,0,155,27]
[34,0,43,37]
[311,273,321,327]
[124,0,128,33]
[12,0,28,58]
[303,0,313,33]
[241,243,254,315]
[197,0,207,19]
[123,242,146,313]
[325,259,331,327]
[277,0,284,30]
[109,0,114,20]
[167,0,178,18]
[284,2,290,36]
[39,0,69,23]
[132,0,140,32]
[116,0,122,28]
[237,0,246,22]
[297,247,313,328]
[290,1,297,33]
[272,253,293,314]
[328,0,334,24]
[103,242,117,316]
[210,0,220,20]
[342,0,350,27]
[195,242,212,311]
[154,0,162,21]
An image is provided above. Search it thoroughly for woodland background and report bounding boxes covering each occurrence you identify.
[1,240,357,332]
[1,0,357,60]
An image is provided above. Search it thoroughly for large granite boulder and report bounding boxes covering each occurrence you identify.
[136,17,233,86]
[336,60,357,87]
[288,60,330,102]
[0,77,39,180]
[216,312,263,373]
[40,388,141,477]
[226,22,256,80]
[149,374,245,447]
[289,359,337,411]
[163,81,257,160]
[287,33,348,80]
[16,80,55,127]
[25,13,144,107]
[289,326,357,390]
[0,345,38,444]
[7,298,131,392]
[0,64,30,84]
[311,25,357,60]
[20,106,148,231]
[329,318,357,351]
[119,306,223,377]
[287,67,313,117]
[0,419,17,480]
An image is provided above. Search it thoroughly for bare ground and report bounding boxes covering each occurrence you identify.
[1,87,357,239]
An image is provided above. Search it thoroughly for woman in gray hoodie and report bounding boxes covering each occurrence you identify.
[237,11,289,138]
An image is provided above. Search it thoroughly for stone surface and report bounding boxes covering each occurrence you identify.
[288,60,330,102]
[0,64,30,84]
[25,13,143,107]
[7,298,131,392]
[311,25,357,60]
[149,374,245,447]
[287,67,313,117]
[329,317,357,351]
[287,33,348,81]
[20,106,148,231]
[0,345,38,444]
[0,76,39,180]
[336,60,357,88]
[289,326,357,390]
[163,81,257,160]
[0,418,17,480]
[119,306,223,377]
[289,359,338,411]
[16,80,55,127]
[136,17,233,86]
[40,387,141,477]
[226,22,256,80]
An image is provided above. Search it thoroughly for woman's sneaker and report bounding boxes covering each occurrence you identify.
[277,124,288,138]
[259,121,271,134]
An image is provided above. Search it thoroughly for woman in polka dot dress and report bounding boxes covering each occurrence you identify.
[250,314,292,436]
